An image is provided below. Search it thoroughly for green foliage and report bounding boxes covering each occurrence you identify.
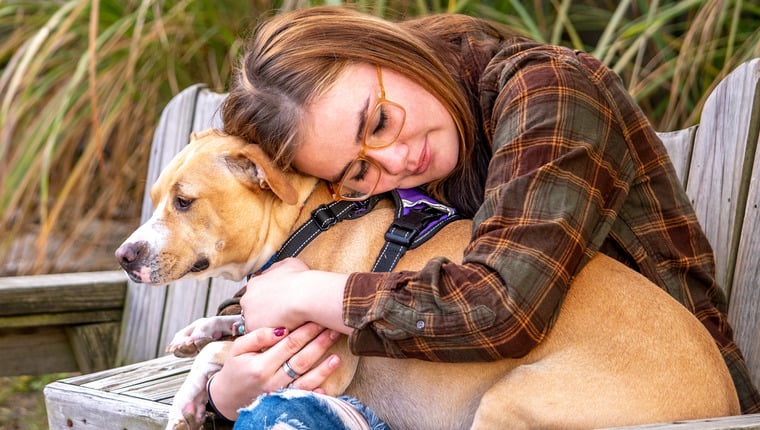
[1,0,758,275]
[0,374,74,430]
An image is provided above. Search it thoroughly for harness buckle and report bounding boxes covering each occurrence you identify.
[311,204,339,231]
[384,206,448,248]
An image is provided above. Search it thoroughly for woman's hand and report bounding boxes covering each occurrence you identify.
[208,323,342,420]
[240,258,353,334]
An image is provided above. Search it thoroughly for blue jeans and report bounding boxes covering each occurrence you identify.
[233,389,390,430]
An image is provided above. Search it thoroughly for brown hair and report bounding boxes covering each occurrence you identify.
[223,7,506,217]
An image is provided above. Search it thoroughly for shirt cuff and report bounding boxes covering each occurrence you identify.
[343,271,408,357]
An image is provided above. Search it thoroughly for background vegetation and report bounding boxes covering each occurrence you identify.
[1,0,759,277]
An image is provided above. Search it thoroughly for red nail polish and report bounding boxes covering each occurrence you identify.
[274,327,286,337]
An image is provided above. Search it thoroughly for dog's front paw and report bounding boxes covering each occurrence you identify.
[166,402,206,430]
[167,315,242,357]
[165,416,190,430]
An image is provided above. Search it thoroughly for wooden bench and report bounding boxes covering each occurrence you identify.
[44,59,760,429]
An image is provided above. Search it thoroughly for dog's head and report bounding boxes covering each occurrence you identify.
[115,128,318,284]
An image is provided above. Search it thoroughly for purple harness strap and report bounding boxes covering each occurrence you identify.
[371,188,459,272]
[395,188,458,238]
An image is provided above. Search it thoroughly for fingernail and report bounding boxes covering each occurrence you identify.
[329,330,340,340]
[274,327,286,337]
[328,355,341,368]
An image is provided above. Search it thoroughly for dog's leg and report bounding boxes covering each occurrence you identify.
[167,340,233,430]
[167,315,242,357]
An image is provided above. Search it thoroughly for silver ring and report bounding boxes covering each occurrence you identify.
[236,312,246,336]
[282,359,301,379]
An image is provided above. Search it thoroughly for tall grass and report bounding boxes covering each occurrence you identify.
[0,0,253,274]
[1,0,758,275]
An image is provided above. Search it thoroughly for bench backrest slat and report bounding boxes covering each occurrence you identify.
[658,58,760,389]
[723,59,760,387]
[685,58,760,298]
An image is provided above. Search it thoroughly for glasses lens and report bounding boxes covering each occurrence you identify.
[338,158,382,200]
[364,101,406,148]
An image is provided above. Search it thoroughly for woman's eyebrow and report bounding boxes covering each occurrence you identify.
[332,96,370,184]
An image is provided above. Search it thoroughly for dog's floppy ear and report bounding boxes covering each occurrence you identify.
[225,143,298,205]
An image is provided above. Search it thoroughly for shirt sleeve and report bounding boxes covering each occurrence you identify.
[343,45,640,362]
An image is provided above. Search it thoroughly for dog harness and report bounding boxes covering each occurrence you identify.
[258,187,460,274]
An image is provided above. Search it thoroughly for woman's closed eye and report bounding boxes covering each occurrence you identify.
[349,159,371,182]
[371,106,389,136]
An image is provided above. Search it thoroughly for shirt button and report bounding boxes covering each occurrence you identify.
[416,320,425,330]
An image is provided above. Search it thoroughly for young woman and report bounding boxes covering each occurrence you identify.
[208,6,760,426]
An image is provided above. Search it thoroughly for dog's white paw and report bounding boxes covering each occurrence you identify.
[166,402,206,430]
[167,315,242,357]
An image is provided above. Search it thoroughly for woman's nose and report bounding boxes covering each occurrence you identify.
[366,142,408,175]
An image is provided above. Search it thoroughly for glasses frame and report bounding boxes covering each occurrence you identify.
[333,66,406,201]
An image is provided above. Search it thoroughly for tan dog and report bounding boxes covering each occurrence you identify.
[116,129,739,430]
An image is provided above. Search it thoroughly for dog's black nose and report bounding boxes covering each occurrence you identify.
[115,241,148,268]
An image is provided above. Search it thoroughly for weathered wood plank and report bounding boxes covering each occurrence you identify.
[606,413,760,429]
[45,381,170,430]
[158,89,231,350]
[727,59,760,391]
[0,327,79,375]
[116,82,202,365]
[207,278,245,316]
[0,309,122,328]
[0,322,121,375]
[685,58,760,298]
[658,126,697,188]
[66,322,121,373]
[74,354,192,389]
[0,270,126,316]
[158,278,211,360]
[0,270,126,375]
[43,355,233,430]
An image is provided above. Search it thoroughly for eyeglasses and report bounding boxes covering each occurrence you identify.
[334,66,406,201]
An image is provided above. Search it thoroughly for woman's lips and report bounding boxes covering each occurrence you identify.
[413,140,430,175]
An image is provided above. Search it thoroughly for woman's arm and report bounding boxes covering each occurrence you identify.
[238,258,354,335]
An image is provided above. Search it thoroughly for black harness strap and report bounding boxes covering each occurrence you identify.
[268,196,383,266]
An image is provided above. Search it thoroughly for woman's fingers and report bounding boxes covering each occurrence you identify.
[229,325,288,356]
[272,322,327,357]
[273,327,341,387]
[225,323,342,393]
[289,353,342,392]
[278,328,340,374]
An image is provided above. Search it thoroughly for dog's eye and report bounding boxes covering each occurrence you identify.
[174,196,194,211]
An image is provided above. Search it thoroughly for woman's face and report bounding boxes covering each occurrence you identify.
[293,63,460,195]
